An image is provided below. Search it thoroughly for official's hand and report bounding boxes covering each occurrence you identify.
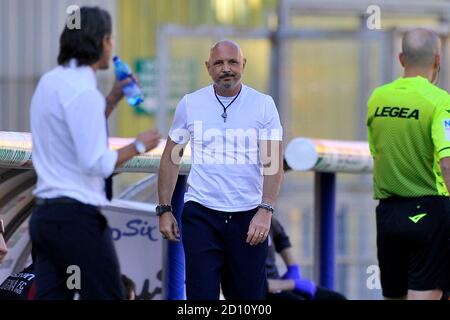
[246,208,272,246]
[136,129,160,152]
[159,212,180,242]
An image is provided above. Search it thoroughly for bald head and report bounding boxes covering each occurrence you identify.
[402,28,441,68]
[209,40,244,59]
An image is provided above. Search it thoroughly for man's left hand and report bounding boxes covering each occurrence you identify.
[106,77,133,107]
[246,208,272,246]
[107,74,141,107]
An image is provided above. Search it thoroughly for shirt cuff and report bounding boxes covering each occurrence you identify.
[438,147,450,159]
[169,128,190,144]
[102,149,118,177]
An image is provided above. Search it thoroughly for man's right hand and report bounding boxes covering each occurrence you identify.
[136,129,160,152]
[159,212,180,242]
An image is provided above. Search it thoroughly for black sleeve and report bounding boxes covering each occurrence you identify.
[271,218,292,253]
[0,264,35,300]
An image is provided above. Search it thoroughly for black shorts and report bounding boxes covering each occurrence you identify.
[376,196,450,298]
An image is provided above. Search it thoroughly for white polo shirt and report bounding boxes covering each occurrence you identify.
[30,60,118,206]
[169,84,283,212]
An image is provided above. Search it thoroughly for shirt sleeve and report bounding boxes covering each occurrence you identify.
[168,95,190,144]
[64,89,118,178]
[432,101,450,159]
[367,93,376,157]
[259,95,283,141]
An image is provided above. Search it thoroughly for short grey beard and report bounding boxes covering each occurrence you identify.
[218,81,239,92]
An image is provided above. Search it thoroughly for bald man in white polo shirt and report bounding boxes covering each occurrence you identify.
[158,40,284,300]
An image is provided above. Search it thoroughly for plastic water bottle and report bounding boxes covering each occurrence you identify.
[113,56,144,107]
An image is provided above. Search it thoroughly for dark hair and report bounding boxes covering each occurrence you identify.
[57,6,112,66]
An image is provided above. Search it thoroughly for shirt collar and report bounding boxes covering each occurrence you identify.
[212,83,245,98]
[398,75,430,84]
[68,58,97,87]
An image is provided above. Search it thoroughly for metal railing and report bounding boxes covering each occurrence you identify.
[1,131,373,295]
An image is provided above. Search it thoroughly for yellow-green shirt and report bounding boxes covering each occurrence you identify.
[367,76,450,199]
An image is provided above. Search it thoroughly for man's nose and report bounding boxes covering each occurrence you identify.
[222,63,231,72]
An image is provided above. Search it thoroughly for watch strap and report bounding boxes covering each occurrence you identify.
[156,204,172,216]
[258,203,274,214]
[133,139,146,154]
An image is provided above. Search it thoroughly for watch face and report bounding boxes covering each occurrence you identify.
[156,206,165,216]
[134,140,145,154]
[156,205,171,216]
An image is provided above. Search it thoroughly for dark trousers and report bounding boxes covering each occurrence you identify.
[376,196,450,297]
[182,201,268,300]
[29,201,124,300]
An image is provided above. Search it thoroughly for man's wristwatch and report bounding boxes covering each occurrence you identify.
[133,139,146,154]
[156,204,172,217]
[258,203,274,214]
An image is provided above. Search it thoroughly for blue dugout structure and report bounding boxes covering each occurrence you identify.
[0,132,373,296]
[285,137,373,289]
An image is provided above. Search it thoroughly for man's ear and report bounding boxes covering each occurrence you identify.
[399,53,405,68]
[242,58,247,70]
[103,35,111,44]
[103,35,113,51]
[434,54,441,68]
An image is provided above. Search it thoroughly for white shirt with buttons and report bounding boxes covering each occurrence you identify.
[30,60,118,206]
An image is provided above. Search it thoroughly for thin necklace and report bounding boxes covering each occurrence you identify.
[213,85,242,123]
